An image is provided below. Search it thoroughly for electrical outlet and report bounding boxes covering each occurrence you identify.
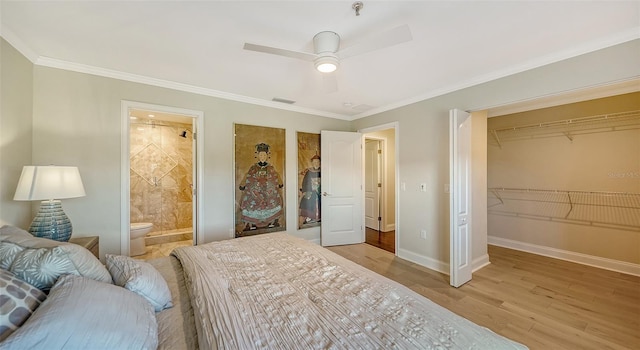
[420,183,427,192]
[420,230,427,239]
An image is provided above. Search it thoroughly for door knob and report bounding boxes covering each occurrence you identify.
[322,192,330,196]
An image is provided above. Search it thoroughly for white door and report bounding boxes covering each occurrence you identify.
[449,109,472,287]
[320,130,364,246]
[364,139,381,230]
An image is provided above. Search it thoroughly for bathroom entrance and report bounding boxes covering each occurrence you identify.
[120,101,203,257]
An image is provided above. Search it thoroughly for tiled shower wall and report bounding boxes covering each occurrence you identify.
[130,118,193,235]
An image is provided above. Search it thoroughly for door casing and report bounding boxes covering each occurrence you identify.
[120,100,204,255]
[358,122,399,253]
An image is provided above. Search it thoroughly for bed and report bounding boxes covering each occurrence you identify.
[0,226,528,349]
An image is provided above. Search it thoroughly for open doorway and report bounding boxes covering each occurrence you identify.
[360,124,398,254]
[120,101,203,257]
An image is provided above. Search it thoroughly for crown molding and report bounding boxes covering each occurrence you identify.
[34,57,350,121]
[485,77,640,117]
[0,26,39,63]
[1,25,348,119]
[353,27,640,120]
[4,24,638,123]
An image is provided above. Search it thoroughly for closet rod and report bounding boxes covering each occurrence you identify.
[488,187,638,196]
[490,188,640,213]
[488,187,640,230]
[491,110,640,133]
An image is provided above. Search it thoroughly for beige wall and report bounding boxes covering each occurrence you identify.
[2,37,638,270]
[471,111,488,269]
[487,93,640,265]
[352,39,640,273]
[0,38,33,228]
[28,65,350,258]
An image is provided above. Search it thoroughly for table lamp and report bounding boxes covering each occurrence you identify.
[13,165,86,242]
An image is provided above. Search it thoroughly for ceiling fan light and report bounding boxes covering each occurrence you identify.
[315,56,338,73]
[317,63,337,73]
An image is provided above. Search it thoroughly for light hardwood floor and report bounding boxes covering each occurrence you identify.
[327,243,640,350]
[134,240,193,260]
[142,239,639,349]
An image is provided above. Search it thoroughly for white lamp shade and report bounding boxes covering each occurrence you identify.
[14,166,86,201]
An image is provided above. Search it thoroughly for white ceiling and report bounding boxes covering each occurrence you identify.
[2,1,639,120]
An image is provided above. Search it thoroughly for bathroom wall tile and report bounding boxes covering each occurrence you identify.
[130,118,193,235]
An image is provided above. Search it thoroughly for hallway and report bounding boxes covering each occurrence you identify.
[365,227,395,254]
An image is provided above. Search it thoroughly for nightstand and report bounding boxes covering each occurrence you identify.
[69,236,99,259]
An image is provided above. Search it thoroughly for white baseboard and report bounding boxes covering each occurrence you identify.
[398,248,449,275]
[397,250,491,276]
[385,223,396,232]
[473,254,491,272]
[488,236,640,277]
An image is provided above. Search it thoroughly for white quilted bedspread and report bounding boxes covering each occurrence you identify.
[172,233,528,350]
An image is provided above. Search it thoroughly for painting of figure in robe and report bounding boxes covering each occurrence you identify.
[297,132,321,229]
[234,124,286,237]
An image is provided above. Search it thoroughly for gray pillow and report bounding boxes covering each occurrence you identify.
[0,274,158,350]
[0,269,47,341]
[0,226,31,269]
[106,254,173,312]
[0,225,112,291]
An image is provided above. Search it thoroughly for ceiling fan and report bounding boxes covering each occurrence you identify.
[243,24,412,74]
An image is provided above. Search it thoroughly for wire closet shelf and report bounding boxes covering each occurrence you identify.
[489,110,640,148]
[488,188,640,231]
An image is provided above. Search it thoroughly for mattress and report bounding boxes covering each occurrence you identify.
[171,232,528,349]
[148,255,199,350]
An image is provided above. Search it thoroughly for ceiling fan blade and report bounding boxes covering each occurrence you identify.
[243,43,316,62]
[338,24,412,60]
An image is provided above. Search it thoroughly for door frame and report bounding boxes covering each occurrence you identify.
[358,122,399,254]
[120,100,204,255]
[364,137,383,230]
[449,109,473,287]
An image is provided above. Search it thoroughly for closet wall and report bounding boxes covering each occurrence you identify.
[487,92,640,269]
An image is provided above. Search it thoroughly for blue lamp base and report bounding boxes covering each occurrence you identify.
[28,200,73,242]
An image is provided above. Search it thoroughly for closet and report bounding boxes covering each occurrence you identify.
[488,109,640,231]
[486,92,640,271]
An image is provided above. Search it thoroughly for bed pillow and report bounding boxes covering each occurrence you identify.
[0,269,47,341]
[0,225,112,291]
[106,254,173,312]
[0,226,31,269]
[0,274,158,350]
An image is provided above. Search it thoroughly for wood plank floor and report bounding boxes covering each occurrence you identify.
[365,227,395,254]
[327,243,640,350]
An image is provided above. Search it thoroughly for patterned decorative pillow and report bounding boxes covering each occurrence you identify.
[106,254,173,312]
[0,269,47,341]
[0,225,112,291]
[0,226,30,269]
[0,274,158,350]
[0,243,25,270]
[5,246,78,291]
